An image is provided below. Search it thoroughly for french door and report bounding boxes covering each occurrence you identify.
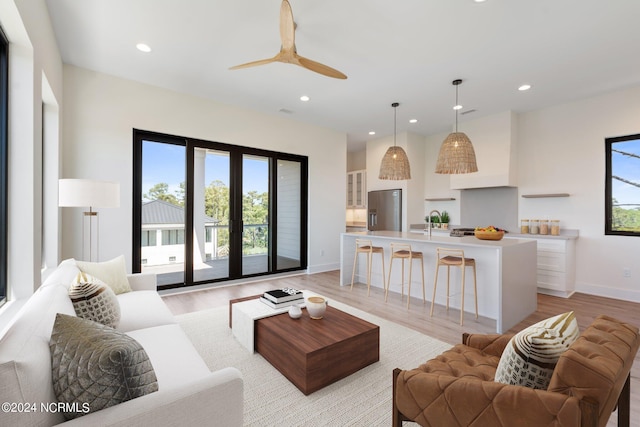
[133,130,307,289]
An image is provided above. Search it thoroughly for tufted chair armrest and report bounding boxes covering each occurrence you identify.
[395,370,582,427]
[462,332,514,357]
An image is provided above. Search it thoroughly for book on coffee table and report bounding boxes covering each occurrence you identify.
[263,288,303,304]
[259,296,303,309]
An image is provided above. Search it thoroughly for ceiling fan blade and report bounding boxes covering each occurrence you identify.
[280,0,295,50]
[297,55,347,79]
[229,57,278,70]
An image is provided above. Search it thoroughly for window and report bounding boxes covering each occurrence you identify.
[133,129,308,289]
[161,229,185,245]
[141,230,157,247]
[0,26,8,307]
[605,134,640,236]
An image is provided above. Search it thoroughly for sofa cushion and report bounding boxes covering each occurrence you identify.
[50,314,158,420]
[77,255,132,294]
[494,311,579,389]
[116,290,176,332]
[126,324,211,390]
[69,272,121,328]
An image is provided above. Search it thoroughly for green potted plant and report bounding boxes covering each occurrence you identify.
[440,211,450,230]
[430,214,441,229]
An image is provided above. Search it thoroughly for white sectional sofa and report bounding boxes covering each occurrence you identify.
[0,259,243,426]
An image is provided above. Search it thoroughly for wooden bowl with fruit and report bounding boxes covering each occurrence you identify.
[474,226,505,240]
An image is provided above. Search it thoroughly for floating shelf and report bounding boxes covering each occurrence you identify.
[521,193,570,198]
[424,198,456,201]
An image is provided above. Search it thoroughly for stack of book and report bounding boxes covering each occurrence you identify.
[260,288,304,309]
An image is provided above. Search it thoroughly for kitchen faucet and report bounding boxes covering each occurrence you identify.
[427,210,441,238]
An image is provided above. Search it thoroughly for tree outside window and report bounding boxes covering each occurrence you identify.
[605,134,640,236]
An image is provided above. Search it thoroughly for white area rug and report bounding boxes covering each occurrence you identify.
[176,300,451,426]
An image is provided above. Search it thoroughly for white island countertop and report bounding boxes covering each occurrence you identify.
[340,230,538,333]
[350,230,535,247]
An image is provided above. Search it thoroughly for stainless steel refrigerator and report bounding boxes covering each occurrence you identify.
[367,189,402,231]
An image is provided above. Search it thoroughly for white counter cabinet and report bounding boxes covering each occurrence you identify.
[340,231,538,333]
[505,232,577,298]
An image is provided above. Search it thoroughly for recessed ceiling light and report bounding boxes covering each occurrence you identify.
[453,104,463,110]
[300,95,310,102]
[136,43,152,53]
[518,84,532,91]
[368,131,376,135]
[409,119,418,123]
[474,0,487,3]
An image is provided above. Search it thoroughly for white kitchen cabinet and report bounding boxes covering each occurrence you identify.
[510,236,576,297]
[346,170,366,208]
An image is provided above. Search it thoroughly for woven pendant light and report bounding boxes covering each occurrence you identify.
[435,80,478,174]
[379,102,411,180]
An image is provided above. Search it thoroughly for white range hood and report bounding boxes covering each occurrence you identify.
[449,111,518,190]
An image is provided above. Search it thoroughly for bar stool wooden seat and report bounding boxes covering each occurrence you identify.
[350,239,386,296]
[385,243,425,308]
[430,247,478,326]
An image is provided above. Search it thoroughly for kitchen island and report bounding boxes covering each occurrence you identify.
[340,231,537,333]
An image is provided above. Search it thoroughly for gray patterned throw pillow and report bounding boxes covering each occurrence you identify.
[69,272,121,328]
[49,313,158,420]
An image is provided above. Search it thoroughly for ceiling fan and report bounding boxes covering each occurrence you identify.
[229,0,347,79]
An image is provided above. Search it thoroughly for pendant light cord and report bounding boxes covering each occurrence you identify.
[394,105,397,146]
[452,79,462,133]
[392,102,399,147]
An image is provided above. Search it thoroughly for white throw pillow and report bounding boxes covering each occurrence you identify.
[76,255,132,294]
[69,272,121,328]
[494,311,579,389]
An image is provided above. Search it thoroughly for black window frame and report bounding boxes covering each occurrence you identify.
[605,133,640,236]
[132,129,308,290]
[0,26,9,307]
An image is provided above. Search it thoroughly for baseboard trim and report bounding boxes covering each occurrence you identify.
[307,262,340,274]
[575,282,640,303]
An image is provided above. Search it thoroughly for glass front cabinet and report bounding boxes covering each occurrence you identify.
[346,170,366,208]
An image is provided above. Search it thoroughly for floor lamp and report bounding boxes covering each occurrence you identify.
[59,179,120,262]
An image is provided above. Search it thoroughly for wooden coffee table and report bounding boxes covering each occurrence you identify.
[254,304,379,395]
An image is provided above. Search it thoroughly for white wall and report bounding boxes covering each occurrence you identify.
[347,149,366,171]
[61,65,346,274]
[518,85,640,301]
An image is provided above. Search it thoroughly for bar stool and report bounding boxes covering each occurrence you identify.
[350,239,386,296]
[385,243,425,308]
[430,247,477,326]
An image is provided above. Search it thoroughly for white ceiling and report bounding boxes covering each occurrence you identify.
[45,0,640,152]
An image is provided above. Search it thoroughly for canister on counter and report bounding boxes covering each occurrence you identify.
[520,219,529,234]
[551,220,560,236]
[530,219,540,234]
[540,219,549,235]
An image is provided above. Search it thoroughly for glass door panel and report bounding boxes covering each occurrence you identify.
[193,148,230,282]
[277,160,301,270]
[141,140,186,286]
[242,154,269,275]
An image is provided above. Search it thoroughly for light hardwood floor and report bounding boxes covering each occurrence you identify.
[161,270,640,426]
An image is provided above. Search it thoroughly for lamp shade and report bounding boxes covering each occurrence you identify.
[379,146,411,180]
[59,179,120,208]
[435,132,478,174]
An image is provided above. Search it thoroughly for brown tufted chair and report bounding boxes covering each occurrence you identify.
[393,315,640,427]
